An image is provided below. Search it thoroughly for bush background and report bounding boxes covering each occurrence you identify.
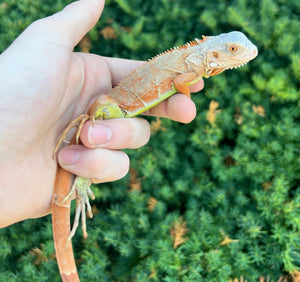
[0,0,299,281]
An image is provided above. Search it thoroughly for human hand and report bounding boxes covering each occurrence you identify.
[0,0,203,227]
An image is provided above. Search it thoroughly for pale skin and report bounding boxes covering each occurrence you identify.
[0,0,203,228]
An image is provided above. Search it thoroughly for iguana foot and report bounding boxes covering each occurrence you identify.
[52,114,95,159]
[60,176,95,241]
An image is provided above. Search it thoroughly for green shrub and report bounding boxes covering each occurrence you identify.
[0,0,299,281]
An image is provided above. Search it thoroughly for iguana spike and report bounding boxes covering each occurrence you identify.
[202,35,213,40]
[195,35,214,44]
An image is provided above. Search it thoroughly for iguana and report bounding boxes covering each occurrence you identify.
[52,31,258,281]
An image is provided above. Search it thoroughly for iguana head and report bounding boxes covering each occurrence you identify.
[198,31,258,77]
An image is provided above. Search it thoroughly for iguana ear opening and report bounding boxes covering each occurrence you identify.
[213,51,219,58]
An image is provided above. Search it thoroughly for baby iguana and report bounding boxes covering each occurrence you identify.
[52,31,258,281]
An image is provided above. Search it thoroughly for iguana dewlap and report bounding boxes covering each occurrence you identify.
[52,31,258,282]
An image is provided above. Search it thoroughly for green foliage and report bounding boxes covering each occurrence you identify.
[0,0,299,281]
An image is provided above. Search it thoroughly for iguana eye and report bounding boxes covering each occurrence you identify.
[229,46,238,52]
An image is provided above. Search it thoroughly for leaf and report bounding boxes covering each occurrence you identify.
[79,35,91,53]
[170,219,188,249]
[252,105,266,117]
[150,117,167,135]
[100,26,117,40]
[207,100,222,126]
[29,246,48,266]
[148,197,158,211]
[128,168,142,191]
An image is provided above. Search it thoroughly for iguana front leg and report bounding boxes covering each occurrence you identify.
[173,72,200,97]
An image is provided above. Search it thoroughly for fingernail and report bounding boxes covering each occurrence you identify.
[59,149,80,165]
[88,123,112,146]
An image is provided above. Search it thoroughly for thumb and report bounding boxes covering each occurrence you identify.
[17,0,105,50]
[47,0,105,48]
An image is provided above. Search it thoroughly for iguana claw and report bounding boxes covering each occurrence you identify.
[60,176,95,241]
[52,114,93,159]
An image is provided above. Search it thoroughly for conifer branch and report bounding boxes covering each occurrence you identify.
[170,220,188,249]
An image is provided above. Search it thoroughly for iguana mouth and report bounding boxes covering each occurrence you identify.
[227,52,258,70]
[230,48,258,69]
[229,62,248,70]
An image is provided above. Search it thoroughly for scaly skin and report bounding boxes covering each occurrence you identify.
[52,31,258,281]
[52,165,79,282]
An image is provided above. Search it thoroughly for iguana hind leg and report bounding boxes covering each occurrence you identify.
[60,176,95,241]
[52,114,93,158]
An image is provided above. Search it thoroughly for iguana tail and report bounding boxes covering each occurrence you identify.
[52,165,80,282]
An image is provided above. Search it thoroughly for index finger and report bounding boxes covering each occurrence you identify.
[102,57,145,87]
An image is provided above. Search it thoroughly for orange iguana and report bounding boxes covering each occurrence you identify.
[52,31,258,281]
